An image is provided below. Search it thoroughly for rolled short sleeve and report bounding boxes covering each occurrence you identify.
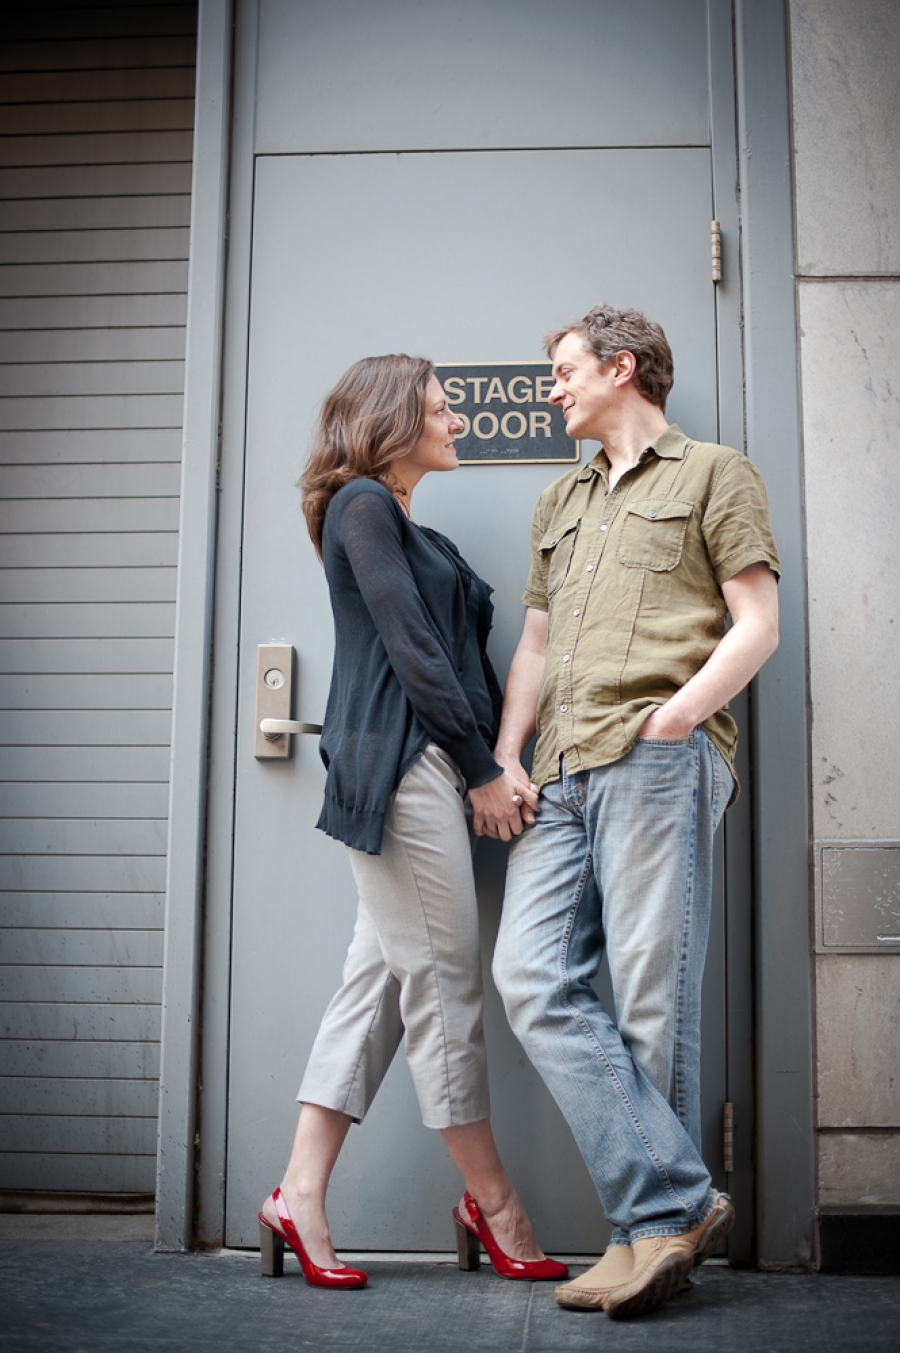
[702,453,781,586]
[521,496,552,611]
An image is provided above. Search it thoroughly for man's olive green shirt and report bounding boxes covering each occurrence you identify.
[522,425,780,794]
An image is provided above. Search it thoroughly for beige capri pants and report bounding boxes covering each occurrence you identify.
[298,743,490,1130]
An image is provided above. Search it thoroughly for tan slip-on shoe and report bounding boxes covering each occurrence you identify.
[554,1244,634,1310]
[603,1192,735,1322]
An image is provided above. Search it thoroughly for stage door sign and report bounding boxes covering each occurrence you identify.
[436,362,579,464]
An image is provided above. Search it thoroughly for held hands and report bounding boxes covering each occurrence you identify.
[468,768,540,841]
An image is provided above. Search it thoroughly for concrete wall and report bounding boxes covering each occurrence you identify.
[789,0,900,1214]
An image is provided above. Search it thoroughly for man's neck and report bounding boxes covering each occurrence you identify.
[600,403,670,489]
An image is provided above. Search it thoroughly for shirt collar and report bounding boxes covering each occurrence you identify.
[578,423,688,479]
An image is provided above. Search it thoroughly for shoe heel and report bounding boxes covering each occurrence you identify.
[454,1215,481,1271]
[259,1221,284,1277]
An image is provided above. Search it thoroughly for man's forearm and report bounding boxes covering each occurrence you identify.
[649,620,777,735]
[642,563,779,739]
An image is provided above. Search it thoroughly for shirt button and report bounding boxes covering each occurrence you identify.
[600,524,608,531]
[586,564,594,572]
[573,609,580,617]
[562,654,570,663]
[560,704,569,713]
[649,510,657,519]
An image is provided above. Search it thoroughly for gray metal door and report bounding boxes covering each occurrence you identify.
[224,144,731,1251]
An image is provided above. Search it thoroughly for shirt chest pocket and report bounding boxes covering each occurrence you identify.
[538,516,581,598]
[617,499,694,571]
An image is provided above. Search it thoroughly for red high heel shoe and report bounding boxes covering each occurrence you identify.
[258,1187,368,1289]
[452,1192,568,1281]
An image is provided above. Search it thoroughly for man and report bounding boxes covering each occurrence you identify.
[485,305,780,1320]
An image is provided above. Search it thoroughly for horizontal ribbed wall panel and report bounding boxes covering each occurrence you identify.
[0,292,188,328]
[0,328,186,362]
[0,778,169,817]
[0,535,178,568]
[0,1039,160,1079]
[0,228,191,265]
[0,569,177,604]
[2,196,191,232]
[2,1077,158,1117]
[3,5,197,43]
[0,0,197,1197]
[0,964,165,1003]
[0,637,174,673]
[0,857,167,894]
[0,1152,155,1192]
[0,1000,161,1041]
[0,745,171,780]
[0,395,185,431]
[0,925,164,964]
[0,705,173,739]
[0,258,189,294]
[0,431,182,466]
[0,161,192,200]
[0,671,173,709]
[0,66,195,104]
[0,1116,157,1156]
[0,360,187,395]
[0,461,181,495]
[2,98,195,136]
[0,35,195,75]
[2,497,180,530]
[0,129,194,167]
[0,892,165,929]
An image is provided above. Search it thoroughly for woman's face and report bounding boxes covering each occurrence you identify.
[403,375,465,480]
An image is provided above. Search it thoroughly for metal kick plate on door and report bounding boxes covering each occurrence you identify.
[254,643,294,759]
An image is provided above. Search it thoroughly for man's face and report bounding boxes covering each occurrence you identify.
[548,332,617,442]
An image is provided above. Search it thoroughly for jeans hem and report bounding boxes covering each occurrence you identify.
[626,1191,718,1244]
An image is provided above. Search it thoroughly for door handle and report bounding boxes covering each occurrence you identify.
[260,718,323,738]
[254,643,322,759]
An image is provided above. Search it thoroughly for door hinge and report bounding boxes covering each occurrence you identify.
[723,1100,734,1174]
[711,220,722,284]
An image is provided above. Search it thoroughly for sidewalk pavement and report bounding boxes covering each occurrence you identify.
[1,1216,898,1352]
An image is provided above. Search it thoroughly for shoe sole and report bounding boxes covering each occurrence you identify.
[604,1253,691,1321]
[555,1285,606,1310]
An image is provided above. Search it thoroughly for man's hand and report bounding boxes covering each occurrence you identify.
[492,752,540,827]
[639,705,695,741]
[469,770,540,841]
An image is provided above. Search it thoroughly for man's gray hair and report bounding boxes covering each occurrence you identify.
[545,305,674,410]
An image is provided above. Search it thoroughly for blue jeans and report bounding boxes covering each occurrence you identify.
[493,728,732,1243]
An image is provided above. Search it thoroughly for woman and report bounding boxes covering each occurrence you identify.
[257,354,566,1290]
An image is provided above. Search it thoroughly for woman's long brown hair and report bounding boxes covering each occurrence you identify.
[301,354,434,557]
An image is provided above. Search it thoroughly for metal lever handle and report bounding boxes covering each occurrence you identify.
[260,718,323,740]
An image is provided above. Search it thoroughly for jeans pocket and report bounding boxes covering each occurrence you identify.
[710,746,733,823]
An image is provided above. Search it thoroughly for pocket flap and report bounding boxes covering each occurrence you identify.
[538,516,582,551]
[625,499,693,523]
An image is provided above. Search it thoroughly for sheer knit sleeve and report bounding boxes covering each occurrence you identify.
[334,487,501,788]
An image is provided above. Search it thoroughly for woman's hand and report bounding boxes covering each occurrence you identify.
[469,770,540,841]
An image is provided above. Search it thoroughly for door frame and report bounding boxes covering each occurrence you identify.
[156,0,814,1269]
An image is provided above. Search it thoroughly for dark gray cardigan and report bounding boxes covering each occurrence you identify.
[316,478,503,854]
